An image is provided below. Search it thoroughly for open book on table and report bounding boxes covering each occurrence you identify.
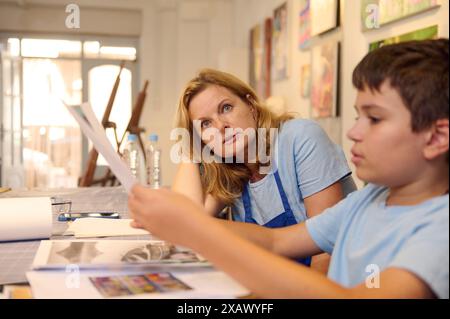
[32,240,209,270]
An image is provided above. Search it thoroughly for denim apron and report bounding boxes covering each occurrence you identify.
[242,170,311,266]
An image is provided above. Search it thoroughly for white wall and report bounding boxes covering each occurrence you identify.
[0,0,143,36]
[139,0,236,185]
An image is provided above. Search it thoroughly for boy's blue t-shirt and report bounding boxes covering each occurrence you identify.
[231,119,355,224]
[306,183,449,298]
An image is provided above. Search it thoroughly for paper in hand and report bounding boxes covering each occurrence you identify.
[63,101,137,192]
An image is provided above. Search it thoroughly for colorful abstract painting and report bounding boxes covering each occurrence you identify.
[300,64,311,98]
[362,0,440,31]
[262,18,272,98]
[249,19,272,99]
[249,23,263,95]
[272,2,289,81]
[311,41,340,118]
[369,25,438,51]
[310,0,339,36]
[299,0,311,50]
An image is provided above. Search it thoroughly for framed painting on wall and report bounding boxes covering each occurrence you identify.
[311,41,340,118]
[310,0,339,36]
[300,64,311,98]
[249,20,272,99]
[362,0,440,31]
[299,0,311,50]
[249,23,263,96]
[369,25,438,51]
[272,2,289,81]
[262,18,273,99]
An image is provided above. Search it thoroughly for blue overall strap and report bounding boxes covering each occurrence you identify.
[242,183,257,223]
[272,171,297,225]
[243,171,297,226]
[271,171,311,266]
[242,173,311,266]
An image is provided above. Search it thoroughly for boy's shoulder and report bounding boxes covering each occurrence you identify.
[346,183,449,220]
[419,193,449,225]
[335,184,389,217]
[344,183,386,202]
[346,183,449,204]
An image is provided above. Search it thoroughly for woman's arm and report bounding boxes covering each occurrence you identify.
[304,181,344,274]
[171,162,204,204]
[171,162,225,216]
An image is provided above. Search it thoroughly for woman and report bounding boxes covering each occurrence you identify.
[171,69,355,271]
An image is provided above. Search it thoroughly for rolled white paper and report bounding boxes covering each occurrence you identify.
[0,197,52,242]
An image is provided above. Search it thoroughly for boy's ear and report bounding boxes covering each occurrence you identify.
[423,119,449,161]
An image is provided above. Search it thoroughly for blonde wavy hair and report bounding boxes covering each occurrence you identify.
[175,68,293,205]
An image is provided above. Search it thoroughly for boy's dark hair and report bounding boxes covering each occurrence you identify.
[353,39,449,132]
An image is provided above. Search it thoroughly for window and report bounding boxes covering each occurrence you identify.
[1,35,138,188]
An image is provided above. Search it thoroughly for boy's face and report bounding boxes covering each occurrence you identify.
[347,81,429,187]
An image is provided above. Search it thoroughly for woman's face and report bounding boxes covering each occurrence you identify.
[188,85,258,160]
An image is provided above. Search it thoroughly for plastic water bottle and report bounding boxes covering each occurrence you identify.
[145,133,162,189]
[123,134,145,183]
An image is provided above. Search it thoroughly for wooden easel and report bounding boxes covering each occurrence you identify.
[78,61,125,187]
[119,80,150,159]
[98,80,150,187]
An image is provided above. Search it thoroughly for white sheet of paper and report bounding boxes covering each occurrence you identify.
[79,102,107,137]
[64,102,137,192]
[0,197,52,242]
[66,218,150,238]
[26,268,249,299]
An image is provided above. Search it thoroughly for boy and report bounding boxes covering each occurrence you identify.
[128,39,449,298]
